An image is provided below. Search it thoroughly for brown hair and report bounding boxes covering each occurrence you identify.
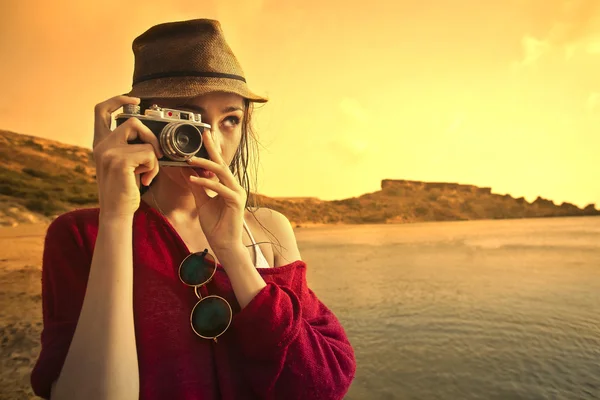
[230,99,285,256]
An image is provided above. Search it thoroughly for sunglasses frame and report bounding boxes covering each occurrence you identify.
[178,249,233,342]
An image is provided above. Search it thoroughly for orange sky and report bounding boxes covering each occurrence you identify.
[1,0,599,208]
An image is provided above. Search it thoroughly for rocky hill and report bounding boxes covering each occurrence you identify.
[253,179,598,226]
[0,130,97,227]
[1,129,598,227]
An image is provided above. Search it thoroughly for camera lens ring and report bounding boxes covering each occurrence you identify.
[160,122,204,161]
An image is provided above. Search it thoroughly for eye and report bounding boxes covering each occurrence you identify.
[222,115,241,128]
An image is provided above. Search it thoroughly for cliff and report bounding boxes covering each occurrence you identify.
[1,129,598,226]
[255,179,599,226]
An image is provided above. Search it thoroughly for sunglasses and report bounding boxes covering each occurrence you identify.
[178,249,232,341]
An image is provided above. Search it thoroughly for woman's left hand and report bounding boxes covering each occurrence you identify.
[183,129,247,254]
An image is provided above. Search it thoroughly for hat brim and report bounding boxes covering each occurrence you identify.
[127,76,268,103]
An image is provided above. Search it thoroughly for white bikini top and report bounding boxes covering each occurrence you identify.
[242,219,271,268]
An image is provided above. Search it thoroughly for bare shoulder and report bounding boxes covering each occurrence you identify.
[248,207,302,267]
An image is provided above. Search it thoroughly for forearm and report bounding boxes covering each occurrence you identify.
[216,244,266,309]
[52,216,139,400]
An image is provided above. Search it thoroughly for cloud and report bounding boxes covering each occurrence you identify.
[325,138,371,166]
[215,0,266,23]
[514,0,600,67]
[338,97,370,125]
[585,37,600,53]
[520,35,552,66]
[326,97,373,165]
[213,0,266,45]
[586,92,600,112]
[447,114,466,134]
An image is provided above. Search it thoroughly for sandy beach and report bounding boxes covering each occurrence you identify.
[0,223,48,399]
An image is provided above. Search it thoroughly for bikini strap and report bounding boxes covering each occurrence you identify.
[242,219,259,247]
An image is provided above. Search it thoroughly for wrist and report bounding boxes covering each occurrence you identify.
[214,243,252,270]
[214,243,267,309]
[99,212,134,228]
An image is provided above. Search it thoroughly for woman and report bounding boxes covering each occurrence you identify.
[30,18,356,400]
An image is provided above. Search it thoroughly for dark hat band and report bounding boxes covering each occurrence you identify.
[133,71,247,85]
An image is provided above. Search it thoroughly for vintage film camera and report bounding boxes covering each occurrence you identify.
[115,104,212,166]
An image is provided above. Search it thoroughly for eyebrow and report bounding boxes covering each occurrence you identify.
[176,105,244,114]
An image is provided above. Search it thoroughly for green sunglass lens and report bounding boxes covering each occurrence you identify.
[180,252,216,286]
[191,296,232,339]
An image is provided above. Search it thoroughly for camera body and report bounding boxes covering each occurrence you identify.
[115,104,212,166]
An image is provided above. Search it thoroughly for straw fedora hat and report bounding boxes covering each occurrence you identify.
[126,19,267,103]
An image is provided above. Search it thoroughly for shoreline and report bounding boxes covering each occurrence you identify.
[2,213,599,231]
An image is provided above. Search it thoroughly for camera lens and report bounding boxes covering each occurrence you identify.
[176,133,190,148]
[174,125,201,153]
[160,122,203,161]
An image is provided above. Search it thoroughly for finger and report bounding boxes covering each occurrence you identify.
[126,144,160,185]
[94,95,140,148]
[188,175,240,203]
[201,129,226,165]
[115,118,164,159]
[185,157,239,192]
[128,149,158,186]
[137,156,160,187]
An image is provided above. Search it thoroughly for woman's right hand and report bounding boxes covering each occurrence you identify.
[93,95,164,220]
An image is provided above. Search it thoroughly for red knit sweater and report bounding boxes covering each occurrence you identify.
[30,202,356,399]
